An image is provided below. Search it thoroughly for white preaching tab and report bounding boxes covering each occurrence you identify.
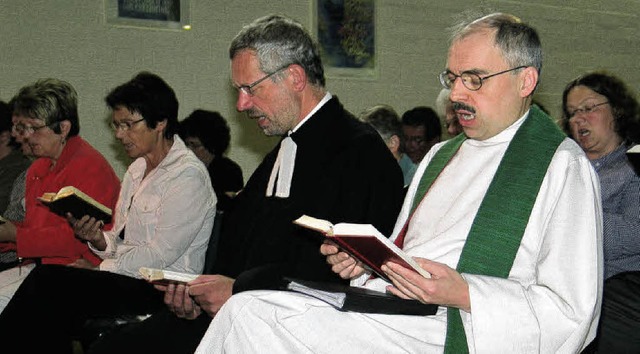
[266,134,297,198]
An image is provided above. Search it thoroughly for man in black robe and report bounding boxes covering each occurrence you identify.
[0,14,404,354]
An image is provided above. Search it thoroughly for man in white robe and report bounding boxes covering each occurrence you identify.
[195,12,603,354]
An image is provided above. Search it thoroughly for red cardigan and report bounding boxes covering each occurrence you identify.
[4,136,120,266]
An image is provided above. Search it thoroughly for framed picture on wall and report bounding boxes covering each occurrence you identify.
[312,0,377,79]
[105,0,191,31]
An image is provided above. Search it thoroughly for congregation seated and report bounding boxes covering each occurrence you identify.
[0,14,405,354]
[0,72,217,354]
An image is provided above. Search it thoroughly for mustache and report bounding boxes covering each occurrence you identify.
[245,109,261,117]
[452,102,476,114]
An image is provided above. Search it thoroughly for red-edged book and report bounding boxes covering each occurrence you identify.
[294,215,431,282]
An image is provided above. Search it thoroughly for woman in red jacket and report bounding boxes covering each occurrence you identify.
[0,78,120,310]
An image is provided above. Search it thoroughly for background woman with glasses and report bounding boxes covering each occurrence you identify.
[0,78,121,311]
[562,71,640,353]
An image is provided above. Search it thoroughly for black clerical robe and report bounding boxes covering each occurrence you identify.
[214,97,405,292]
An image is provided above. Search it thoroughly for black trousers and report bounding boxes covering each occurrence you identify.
[0,265,165,354]
[88,308,212,354]
[585,271,640,353]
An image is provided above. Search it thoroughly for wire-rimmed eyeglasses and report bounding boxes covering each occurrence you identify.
[566,101,609,120]
[12,122,58,135]
[439,66,528,91]
[235,65,291,96]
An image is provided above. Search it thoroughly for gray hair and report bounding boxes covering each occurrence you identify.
[10,78,80,137]
[435,88,451,119]
[450,13,542,76]
[359,104,402,143]
[229,14,325,87]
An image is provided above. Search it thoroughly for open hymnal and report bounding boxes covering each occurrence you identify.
[37,186,112,223]
[138,267,199,285]
[293,215,431,282]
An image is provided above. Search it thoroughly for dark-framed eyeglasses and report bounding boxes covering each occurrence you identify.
[439,66,528,91]
[566,101,609,120]
[235,65,291,96]
[110,117,145,132]
[12,122,58,135]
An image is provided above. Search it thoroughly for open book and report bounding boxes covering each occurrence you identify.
[285,277,438,315]
[628,145,640,175]
[37,186,112,223]
[139,267,199,285]
[294,215,431,282]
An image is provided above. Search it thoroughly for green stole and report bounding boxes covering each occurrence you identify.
[405,106,565,353]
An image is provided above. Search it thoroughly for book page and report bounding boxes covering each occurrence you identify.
[38,193,57,202]
[331,223,382,238]
[139,267,198,284]
[287,280,346,307]
[56,186,112,215]
[293,215,333,234]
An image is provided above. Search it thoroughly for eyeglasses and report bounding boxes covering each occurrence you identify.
[110,117,145,131]
[566,101,609,120]
[236,65,290,96]
[12,122,57,135]
[439,66,528,91]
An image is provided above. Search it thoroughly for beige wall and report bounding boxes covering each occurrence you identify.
[1,0,638,178]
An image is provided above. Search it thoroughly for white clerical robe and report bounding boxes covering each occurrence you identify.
[196,115,603,354]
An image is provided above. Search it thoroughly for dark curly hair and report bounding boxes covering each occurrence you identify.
[401,106,442,142]
[179,110,231,157]
[561,71,640,145]
[105,71,179,139]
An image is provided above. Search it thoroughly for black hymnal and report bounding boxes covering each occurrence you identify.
[284,277,438,316]
[37,186,112,223]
